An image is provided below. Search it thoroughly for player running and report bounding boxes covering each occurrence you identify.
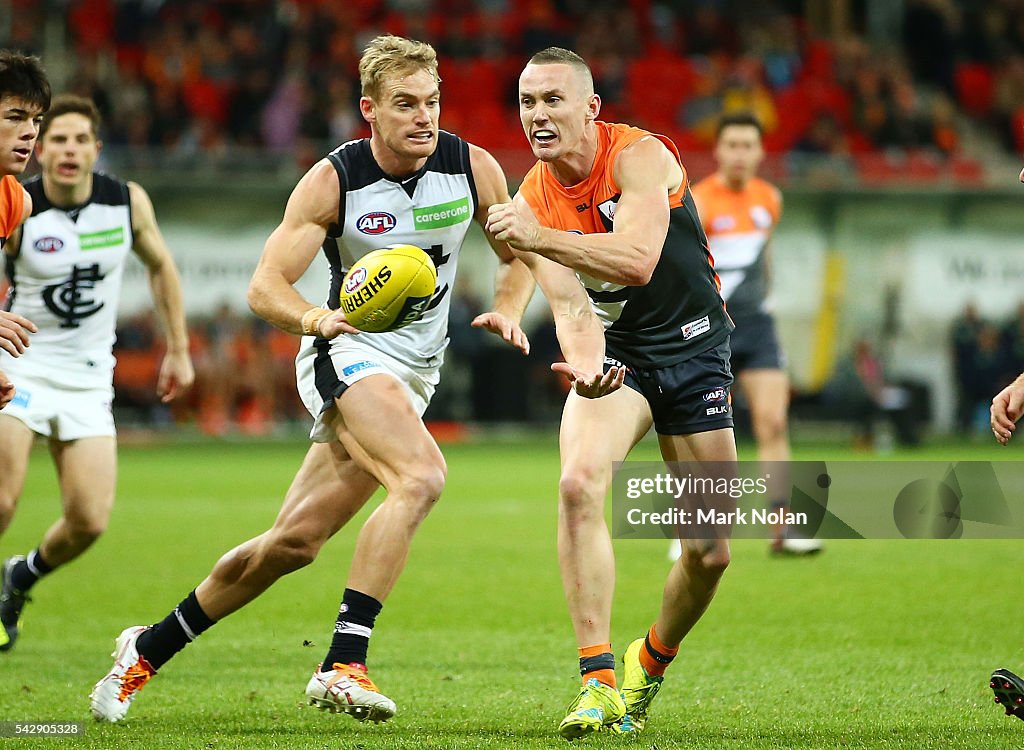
[1,94,193,651]
[90,35,576,725]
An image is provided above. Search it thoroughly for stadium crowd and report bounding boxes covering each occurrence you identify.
[7,0,1023,178]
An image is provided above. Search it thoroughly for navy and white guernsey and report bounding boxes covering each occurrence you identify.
[2,173,133,390]
[322,131,478,368]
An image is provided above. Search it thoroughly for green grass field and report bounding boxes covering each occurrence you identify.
[1,436,1021,748]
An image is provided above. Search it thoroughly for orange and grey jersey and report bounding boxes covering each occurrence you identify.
[2,173,133,390]
[0,175,24,249]
[691,174,781,320]
[321,131,477,368]
[518,121,732,369]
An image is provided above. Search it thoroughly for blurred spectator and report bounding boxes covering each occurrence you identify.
[902,0,959,96]
[950,302,983,432]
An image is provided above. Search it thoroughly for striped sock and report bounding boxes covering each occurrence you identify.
[322,588,382,669]
[136,590,216,670]
[9,548,54,593]
[579,642,616,688]
[638,625,678,677]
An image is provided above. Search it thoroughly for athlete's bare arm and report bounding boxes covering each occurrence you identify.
[128,181,194,402]
[510,199,623,398]
[486,136,683,286]
[247,159,358,340]
[468,144,533,355]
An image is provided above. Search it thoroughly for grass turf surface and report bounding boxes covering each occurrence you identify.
[0,436,1021,748]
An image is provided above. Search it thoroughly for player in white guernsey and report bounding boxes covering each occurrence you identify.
[91,35,554,725]
[0,95,193,652]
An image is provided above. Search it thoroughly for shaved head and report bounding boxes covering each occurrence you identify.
[527,47,594,96]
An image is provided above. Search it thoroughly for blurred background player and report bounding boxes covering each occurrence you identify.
[487,47,736,738]
[988,164,1024,720]
[687,112,822,556]
[90,35,533,725]
[0,94,193,651]
[0,50,49,410]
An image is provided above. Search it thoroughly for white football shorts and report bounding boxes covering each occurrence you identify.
[294,334,440,443]
[0,372,115,440]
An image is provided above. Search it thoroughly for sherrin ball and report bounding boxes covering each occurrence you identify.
[339,245,437,333]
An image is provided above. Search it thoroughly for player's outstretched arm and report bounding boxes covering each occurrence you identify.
[485,136,677,286]
[992,372,1024,445]
[517,245,623,399]
[247,159,358,340]
[468,144,533,355]
[128,181,194,403]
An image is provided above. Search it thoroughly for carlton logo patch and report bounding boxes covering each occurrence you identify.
[34,236,64,253]
[703,387,727,402]
[344,267,368,293]
[356,212,396,235]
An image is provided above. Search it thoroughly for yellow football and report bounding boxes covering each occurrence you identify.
[339,245,437,333]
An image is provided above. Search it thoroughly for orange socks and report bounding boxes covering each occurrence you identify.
[638,625,678,677]
[578,642,616,688]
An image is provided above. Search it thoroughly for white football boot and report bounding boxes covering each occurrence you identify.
[305,662,396,723]
[90,626,156,722]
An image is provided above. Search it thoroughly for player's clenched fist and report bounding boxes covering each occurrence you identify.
[486,202,541,251]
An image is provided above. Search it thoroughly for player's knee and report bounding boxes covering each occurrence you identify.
[398,459,447,510]
[558,467,605,513]
[753,411,787,444]
[699,546,730,577]
[0,491,17,525]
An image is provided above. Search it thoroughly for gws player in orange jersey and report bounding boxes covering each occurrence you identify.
[487,47,737,738]
[0,51,49,410]
[689,113,822,556]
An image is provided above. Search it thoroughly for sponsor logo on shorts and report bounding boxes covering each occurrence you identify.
[681,315,710,340]
[11,388,30,408]
[703,387,727,402]
[705,404,730,416]
[344,267,368,293]
[34,236,64,253]
[413,198,471,230]
[80,227,125,250]
[342,360,380,376]
[356,212,396,235]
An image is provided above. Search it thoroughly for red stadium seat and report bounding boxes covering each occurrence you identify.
[955,63,995,118]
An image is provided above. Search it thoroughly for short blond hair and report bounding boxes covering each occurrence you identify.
[359,35,440,101]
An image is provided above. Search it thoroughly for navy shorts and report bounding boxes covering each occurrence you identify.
[604,339,734,436]
[728,312,785,373]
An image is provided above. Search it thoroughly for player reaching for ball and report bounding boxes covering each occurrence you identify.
[91,34,579,724]
[485,47,738,738]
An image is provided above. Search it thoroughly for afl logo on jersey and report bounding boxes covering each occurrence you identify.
[711,215,735,233]
[344,267,368,293]
[357,212,396,235]
[749,206,773,229]
[34,236,64,253]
